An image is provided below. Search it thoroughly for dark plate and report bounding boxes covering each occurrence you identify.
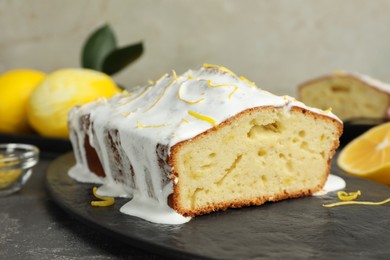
[46,153,390,259]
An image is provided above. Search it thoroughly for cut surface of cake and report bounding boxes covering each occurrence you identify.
[68,64,343,224]
[298,71,390,121]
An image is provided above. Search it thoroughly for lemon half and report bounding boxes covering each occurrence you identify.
[337,122,390,185]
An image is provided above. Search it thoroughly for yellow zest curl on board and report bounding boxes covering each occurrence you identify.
[337,190,361,201]
[137,121,171,128]
[188,110,217,127]
[178,83,205,104]
[182,118,190,123]
[323,190,390,208]
[323,198,390,208]
[148,80,154,85]
[239,76,256,87]
[187,75,193,79]
[203,64,238,77]
[91,187,115,207]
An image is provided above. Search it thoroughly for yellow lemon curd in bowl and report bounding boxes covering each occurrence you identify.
[0,144,39,196]
[0,154,22,189]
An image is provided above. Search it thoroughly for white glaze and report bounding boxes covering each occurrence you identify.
[96,183,131,198]
[120,195,191,224]
[68,65,342,225]
[68,164,104,184]
[313,174,346,196]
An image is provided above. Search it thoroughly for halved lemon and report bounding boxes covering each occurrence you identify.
[337,122,390,185]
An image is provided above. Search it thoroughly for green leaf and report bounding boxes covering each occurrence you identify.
[81,24,117,71]
[102,42,143,75]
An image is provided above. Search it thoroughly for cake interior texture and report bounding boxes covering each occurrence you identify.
[299,75,390,120]
[170,106,341,216]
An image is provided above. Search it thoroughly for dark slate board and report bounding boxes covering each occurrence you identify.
[45,153,390,259]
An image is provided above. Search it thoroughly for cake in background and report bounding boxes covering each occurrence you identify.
[68,64,343,224]
[298,71,390,121]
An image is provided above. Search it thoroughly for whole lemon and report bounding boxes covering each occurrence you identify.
[27,68,120,138]
[0,69,46,134]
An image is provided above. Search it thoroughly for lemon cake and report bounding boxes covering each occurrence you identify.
[68,64,343,224]
[298,71,390,121]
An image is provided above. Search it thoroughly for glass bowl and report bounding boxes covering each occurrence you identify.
[0,143,39,196]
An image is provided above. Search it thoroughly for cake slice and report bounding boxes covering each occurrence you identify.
[298,71,390,121]
[68,64,342,224]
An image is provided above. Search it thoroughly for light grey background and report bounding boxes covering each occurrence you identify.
[1,0,390,96]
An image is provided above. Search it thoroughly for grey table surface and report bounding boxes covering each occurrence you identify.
[0,153,168,260]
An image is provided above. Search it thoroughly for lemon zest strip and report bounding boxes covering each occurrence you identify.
[148,80,154,85]
[144,71,179,112]
[203,64,238,77]
[228,86,239,100]
[121,111,132,117]
[137,121,171,128]
[172,70,179,81]
[188,110,217,127]
[182,118,190,123]
[239,76,256,87]
[207,80,238,99]
[144,79,175,112]
[178,83,205,104]
[324,107,333,113]
[322,197,390,208]
[121,90,132,97]
[155,73,169,85]
[96,97,108,105]
[91,187,115,207]
[207,80,239,99]
[207,80,234,89]
[116,86,151,107]
[337,190,361,201]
